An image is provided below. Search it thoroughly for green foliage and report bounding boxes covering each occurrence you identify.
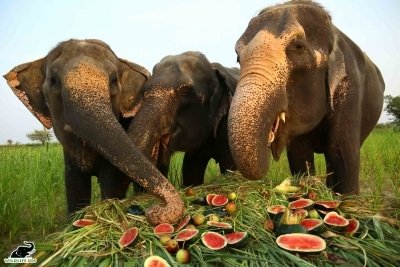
[0,128,398,259]
[26,128,53,145]
[385,95,400,124]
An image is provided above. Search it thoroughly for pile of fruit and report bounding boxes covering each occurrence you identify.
[73,191,246,266]
[35,174,400,266]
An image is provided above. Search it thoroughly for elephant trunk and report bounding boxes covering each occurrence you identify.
[228,52,288,180]
[128,89,176,164]
[63,61,184,225]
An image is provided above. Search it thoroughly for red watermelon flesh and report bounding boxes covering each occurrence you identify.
[345,219,360,235]
[289,198,314,210]
[211,194,229,207]
[119,227,139,248]
[176,229,199,242]
[143,255,170,267]
[324,212,349,226]
[225,232,248,245]
[206,221,232,229]
[314,200,341,210]
[267,205,286,215]
[276,233,326,252]
[206,194,217,205]
[201,232,227,250]
[153,223,174,237]
[175,214,191,232]
[72,219,95,228]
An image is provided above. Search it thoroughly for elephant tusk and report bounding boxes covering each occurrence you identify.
[280,112,286,123]
[273,115,280,134]
[268,112,286,144]
[268,131,275,143]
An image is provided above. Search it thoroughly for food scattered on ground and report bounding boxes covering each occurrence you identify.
[34,175,400,266]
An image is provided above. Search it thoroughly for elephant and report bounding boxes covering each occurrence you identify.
[228,1,385,194]
[10,241,35,258]
[127,51,239,186]
[4,39,185,225]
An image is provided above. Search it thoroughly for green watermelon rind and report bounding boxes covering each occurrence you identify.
[118,227,139,248]
[175,228,199,242]
[288,198,314,210]
[201,232,228,250]
[276,233,326,253]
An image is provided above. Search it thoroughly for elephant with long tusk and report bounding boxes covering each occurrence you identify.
[228,0,385,194]
[3,39,185,225]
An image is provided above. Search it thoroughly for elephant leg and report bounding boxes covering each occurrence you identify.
[325,136,360,194]
[287,135,315,176]
[98,163,130,200]
[182,150,210,187]
[64,154,91,213]
[212,117,236,174]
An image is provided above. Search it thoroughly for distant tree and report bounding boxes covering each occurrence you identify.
[7,139,13,145]
[26,128,53,145]
[385,95,400,124]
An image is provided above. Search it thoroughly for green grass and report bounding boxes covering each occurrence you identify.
[0,128,399,257]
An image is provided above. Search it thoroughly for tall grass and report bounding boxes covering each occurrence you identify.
[0,128,398,256]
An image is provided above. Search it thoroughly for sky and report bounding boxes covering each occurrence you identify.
[0,0,399,144]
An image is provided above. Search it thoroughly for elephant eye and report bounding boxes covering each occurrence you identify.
[291,39,306,52]
[110,73,118,85]
[236,55,241,64]
[50,75,59,87]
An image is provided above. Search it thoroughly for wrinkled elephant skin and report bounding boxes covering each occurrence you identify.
[3,39,185,224]
[229,1,385,194]
[128,51,239,186]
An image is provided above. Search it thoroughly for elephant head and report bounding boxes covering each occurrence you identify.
[127,51,238,185]
[3,39,185,224]
[229,1,384,193]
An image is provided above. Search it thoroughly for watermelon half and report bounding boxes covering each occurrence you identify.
[276,233,326,253]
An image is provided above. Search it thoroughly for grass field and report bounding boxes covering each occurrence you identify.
[0,127,399,257]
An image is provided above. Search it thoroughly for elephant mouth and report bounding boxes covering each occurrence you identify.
[269,112,287,161]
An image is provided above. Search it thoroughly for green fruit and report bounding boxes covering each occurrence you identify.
[176,249,191,264]
[159,235,171,246]
[228,192,237,201]
[308,209,320,219]
[192,213,205,226]
[207,214,220,222]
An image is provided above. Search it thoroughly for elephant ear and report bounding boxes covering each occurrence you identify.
[210,63,240,137]
[327,29,347,111]
[117,58,150,118]
[3,58,52,129]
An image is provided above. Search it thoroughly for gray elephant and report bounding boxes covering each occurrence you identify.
[4,39,185,225]
[10,241,35,258]
[228,1,384,194]
[127,52,238,186]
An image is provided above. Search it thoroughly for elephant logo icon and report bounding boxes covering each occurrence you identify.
[3,241,37,264]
